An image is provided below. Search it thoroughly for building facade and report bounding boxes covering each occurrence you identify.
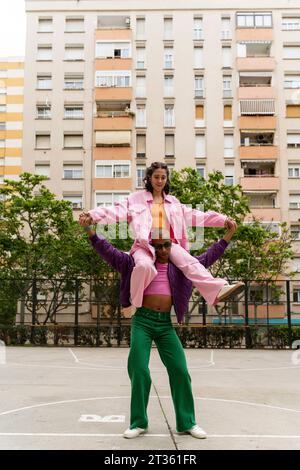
[0,57,24,185]
[22,0,300,321]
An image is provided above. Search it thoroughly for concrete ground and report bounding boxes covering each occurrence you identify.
[0,347,300,450]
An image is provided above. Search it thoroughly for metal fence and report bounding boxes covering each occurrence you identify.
[0,277,300,348]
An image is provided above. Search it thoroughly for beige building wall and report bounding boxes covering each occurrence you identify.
[23,1,300,307]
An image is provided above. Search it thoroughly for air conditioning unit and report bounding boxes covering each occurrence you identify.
[125,17,131,26]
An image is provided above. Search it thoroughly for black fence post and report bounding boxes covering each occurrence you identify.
[244,281,251,348]
[74,279,79,346]
[201,298,207,348]
[30,277,37,344]
[286,280,292,349]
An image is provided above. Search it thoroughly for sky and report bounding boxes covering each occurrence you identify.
[0,0,26,58]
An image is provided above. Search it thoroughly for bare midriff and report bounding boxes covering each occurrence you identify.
[142,294,172,312]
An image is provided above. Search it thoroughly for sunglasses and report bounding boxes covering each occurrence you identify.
[151,241,172,251]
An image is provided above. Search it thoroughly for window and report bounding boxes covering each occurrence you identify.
[63,165,83,179]
[136,105,146,127]
[224,104,232,123]
[95,192,130,207]
[288,166,300,178]
[37,45,52,61]
[0,122,5,130]
[240,99,275,116]
[194,47,203,69]
[95,160,131,178]
[38,17,53,32]
[136,165,146,187]
[194,17,203,40]
[96,41,131,59]
[289,194,300,209]
[286,104,300,118]
[65,17,84,32]
[0,87,6,95]
[195,105,204,127]
[292,257,300,272]
[0,70,7,78]
[165,134,175,158]
[164,48,173,69]
[136,48,146,69]
[293,290,300,303]
[36,104,51,119]
[222,47,232,68]
[37,74,52,89]
[35,133,50,149]
[63,133,83,149]
[64,104,84,119]
[63,194,83,209]
[282,17,300,30]
[64,74,84,89]
[164,18,173,40]
[35,164,50,177]
[236,12,272,28]
[65,45,84,61]
[136,76,146,97]
[136,134,146,158]
[196,164,205,178]
[225,165,235,185]
[223,77,232,98]
[164,75,174,97]
[196,134,205,158]
[283,46,300,59]
[291,225,300,240]
[0,140,5,148]
[0,105,6,112]
[221,17,232,39]
[164,104,175,127]
[136,18,146,39]
[284,75,300,88]
[95,70,131,87]
[195,76,204,97]
[224,134,234,157]
[287,133,300,148]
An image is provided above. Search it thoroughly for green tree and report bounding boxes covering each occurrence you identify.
[169,169,294,321]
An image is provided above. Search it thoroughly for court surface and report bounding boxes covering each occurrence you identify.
[0,347,300,450]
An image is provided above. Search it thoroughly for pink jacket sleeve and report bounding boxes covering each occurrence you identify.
[182,205,227,227]
[88,198,129,224]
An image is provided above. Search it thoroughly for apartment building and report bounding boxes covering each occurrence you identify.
[0,57,24,185]
[22,0,300,322]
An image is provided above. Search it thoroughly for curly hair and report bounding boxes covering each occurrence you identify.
[144,161,170,194]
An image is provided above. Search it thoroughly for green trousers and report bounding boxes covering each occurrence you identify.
[127,306,196,432]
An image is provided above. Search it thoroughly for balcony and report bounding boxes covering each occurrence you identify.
[95,87,133,101]
[238,87,275,99]
[92,178,132,191]
[238,116,277,129]
[245,207,281,220]
[239,145,278,159]
[93,146,132,160]
[236,29,274,42]
[240,176,280,191]
[247,303,285,319]
[95,58,132,71]
[94,115,132,131]
[236,57,276,71]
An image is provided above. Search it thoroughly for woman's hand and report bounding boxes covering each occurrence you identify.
[223,218,237,243]
[79,211,93,226]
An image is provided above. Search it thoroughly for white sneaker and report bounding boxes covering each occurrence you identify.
[186,424,207,439]
[123,427,148,439]
[216,281,245,302]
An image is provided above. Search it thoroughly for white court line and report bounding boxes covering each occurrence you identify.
[68,348,79,363]
[6,361,300,373]
[0,433,299,439]
[1,395,300,418]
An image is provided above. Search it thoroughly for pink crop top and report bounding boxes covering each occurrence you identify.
[143,262,172,296]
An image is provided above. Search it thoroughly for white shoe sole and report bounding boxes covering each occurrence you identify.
[217,282,245,302]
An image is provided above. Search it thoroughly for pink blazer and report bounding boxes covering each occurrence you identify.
[89,190,227,255]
